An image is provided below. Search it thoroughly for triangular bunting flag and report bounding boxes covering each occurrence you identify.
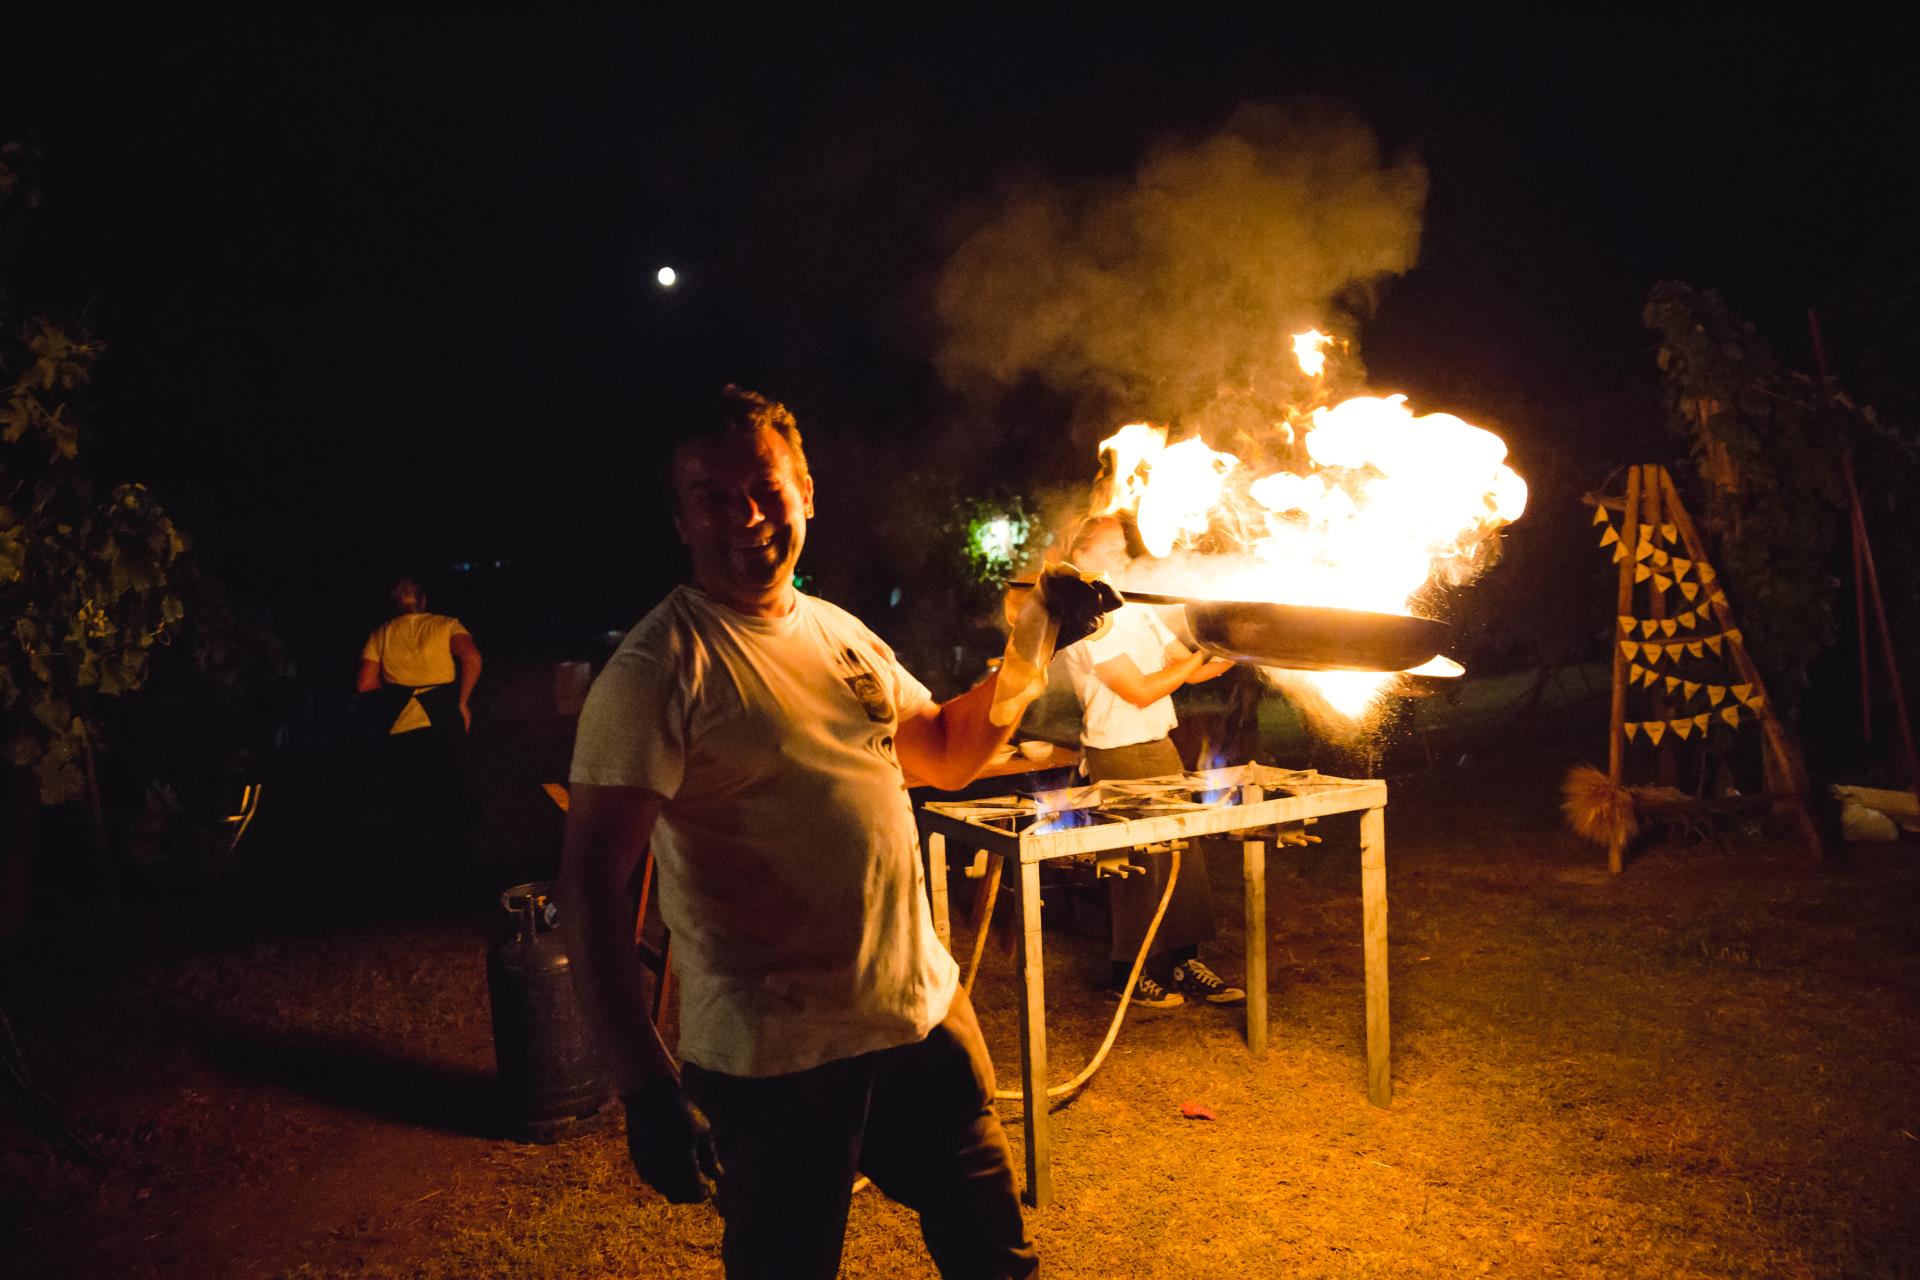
[1699,564,1716,583]
[1640,619,1658,638]
[1653,574,1673,593]
[1720,707,1741,729]
[1732,683,1752,704]
[1625,722,1640,741]
[1618,615,1636,633]
[1636,541,1655,562]
[1664,676,1681,694]
[1672,558,1692,579]
[1635,565,1652,583]
[1671,718,1693,740]
[1678,610,1696,628]
[1613,544,1627,563]
[1687,642,1704,658]
[1711,590,1728,606]
[1706,636,1723,656]
[1665,643,1685,661]
[1651,548,1669,566]
[1683,681,1701,701]
[1708,685,1727,706]
[1620,640,1639,660]
[1641,666,1660,687]
[1593,505,1609,525]
[1639,524,1654,545]
[1600,525,1620,547]
[1726,628,1743,646]
[1694,713,1710,732]
[1646,722,1666,745]
[1661,523,1677,543]
[1680,582,1700,601]
[1660,618,1678,637]
[1743,692,1765,711]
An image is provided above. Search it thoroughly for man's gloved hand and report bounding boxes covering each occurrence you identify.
[1040,566,1124,650]
[623,1077,723,1204]
[990,564,1125,727]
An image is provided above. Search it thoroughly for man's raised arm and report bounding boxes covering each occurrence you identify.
[895,677,1017,791]
[897,567,1122,790]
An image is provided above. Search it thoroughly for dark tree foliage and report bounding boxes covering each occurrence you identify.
[3,141,291,883]
[1,320,187,804]
[1643,282,1847,716]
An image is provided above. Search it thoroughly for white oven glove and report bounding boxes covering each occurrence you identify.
[990,566,1123,727]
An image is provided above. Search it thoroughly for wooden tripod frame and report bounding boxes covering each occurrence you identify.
[1596,464,1822,872]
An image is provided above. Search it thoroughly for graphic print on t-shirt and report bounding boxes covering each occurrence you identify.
[838,646,895,723]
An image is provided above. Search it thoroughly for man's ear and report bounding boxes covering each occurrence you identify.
[672,509,691,545]
[802,473,816,519]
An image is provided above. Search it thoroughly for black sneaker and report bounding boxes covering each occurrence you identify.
[1116,974,1185,1009]
[1172,959,1246,1005]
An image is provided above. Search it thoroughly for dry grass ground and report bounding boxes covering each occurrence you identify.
[6,724,1919,1278]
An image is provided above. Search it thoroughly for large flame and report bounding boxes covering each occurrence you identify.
[1291,328,1334,378]
[1092,330,1526,720]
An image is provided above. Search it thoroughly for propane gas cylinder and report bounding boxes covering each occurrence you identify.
[486,881,610,1140]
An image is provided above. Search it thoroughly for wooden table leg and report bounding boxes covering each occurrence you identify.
[1360,806,1391,1108]
[1243,837,1267,1058]
[927,832,950,952]
[1015,856,1051,1208]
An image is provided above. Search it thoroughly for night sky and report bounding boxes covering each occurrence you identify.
[6,16,1916,674]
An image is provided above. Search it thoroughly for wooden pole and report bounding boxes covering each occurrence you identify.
[1014,855,1051,1208]
[1658,468,1824,858]
[1608,467,1644,875]
[1842,464,1920,795]
[1854,518,1871,742]
[1810,310,1879,748]
[1642,465,1680,788]
[1359,805,1391,1108]
[926,831,950,952]
[961,853,1003,994]
[1242,835,1267,1059]
[1808,310,1919,795]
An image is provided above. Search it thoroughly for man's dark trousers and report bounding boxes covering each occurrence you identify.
[680,989,1039,1279]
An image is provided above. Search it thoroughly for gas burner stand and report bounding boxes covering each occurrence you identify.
[919,764,1389,1207]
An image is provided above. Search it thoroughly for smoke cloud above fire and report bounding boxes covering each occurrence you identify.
[934,101,1427,421]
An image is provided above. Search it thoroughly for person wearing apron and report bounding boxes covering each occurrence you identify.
[356,576,482,892]
[1058,517,1244,1009]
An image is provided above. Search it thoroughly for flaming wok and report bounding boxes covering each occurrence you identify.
[1011,582,1451,673]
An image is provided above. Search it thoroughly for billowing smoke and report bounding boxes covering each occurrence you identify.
[935,101,1426,426]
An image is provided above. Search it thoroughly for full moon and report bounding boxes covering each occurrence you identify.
[655,266,678,288]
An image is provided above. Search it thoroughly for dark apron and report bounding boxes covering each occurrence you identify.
[374,681,460,736]
[1083,735,1217,963]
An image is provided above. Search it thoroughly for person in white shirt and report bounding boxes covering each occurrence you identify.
[1058,516,1246,1010]
[356,577,482,885]
[561,389,1097,1280]
[357,577,482,735]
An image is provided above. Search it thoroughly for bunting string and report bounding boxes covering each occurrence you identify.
[1619,665,1766,709]
[1594,491,1764,750]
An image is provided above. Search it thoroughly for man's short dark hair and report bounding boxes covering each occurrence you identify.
[389,575,427,611]
[665,386,811,507]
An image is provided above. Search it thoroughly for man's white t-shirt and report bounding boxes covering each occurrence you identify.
[569,586,959,1078]
[361,613,470,734]
[1059,604,1181,750]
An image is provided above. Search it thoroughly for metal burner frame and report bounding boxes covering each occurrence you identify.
[919,764,1389,1208]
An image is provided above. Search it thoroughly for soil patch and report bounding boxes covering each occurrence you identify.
[6,736,1919,1278]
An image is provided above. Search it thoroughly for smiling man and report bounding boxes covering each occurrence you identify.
[560,388,1094,1280]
